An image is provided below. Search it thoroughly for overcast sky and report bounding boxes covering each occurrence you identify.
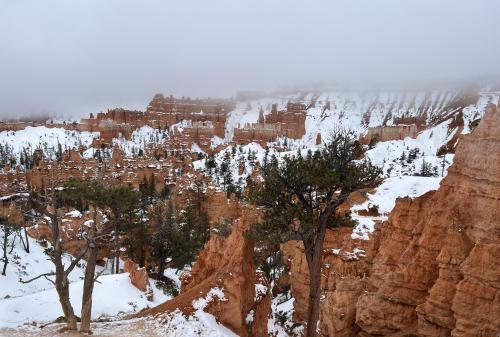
[1,0,499,118]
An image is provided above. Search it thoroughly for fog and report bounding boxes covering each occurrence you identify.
[1,0,499,118]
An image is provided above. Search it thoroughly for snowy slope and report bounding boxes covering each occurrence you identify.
[0,235,170,328]
[0,127,98,161]
[194,89,493,243]
[224,89,499,146]
[149,288,238,337]
[0,235,86,299]
[365,120,456,177]
[350,176,442,240]
[0,273,170,328]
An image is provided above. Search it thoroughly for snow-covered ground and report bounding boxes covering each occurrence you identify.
[0,235,170,328]
[268,294,302,337]
[224,89,499,146]
[151,288,238,337]
[0,126,98,162]
[350,176,442,240]
[0,273,170,328]
[0,235,86,299]
[112,125,169,158]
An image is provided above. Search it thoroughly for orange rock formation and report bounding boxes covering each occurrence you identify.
[143,208,270,337]
[281,104,499,336]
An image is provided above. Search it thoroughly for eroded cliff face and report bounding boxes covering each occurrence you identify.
[282,105,499,336]
[143,208,270,337]
[281,227,380,334]
[354,105,500,337]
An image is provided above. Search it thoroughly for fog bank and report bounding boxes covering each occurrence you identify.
[1,0,499,118]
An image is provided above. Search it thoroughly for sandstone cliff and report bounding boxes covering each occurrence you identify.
[282,105,499,336]
[354,104,500,337]
[141,208,270,337]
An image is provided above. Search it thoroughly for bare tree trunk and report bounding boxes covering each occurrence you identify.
[51,201,78,331]
[25,191,86,331]
[305,252,323,337]
[114,252,120,274]
[55,277,78,331]
[304,215,329,337]
[2,224,9,276]
[158,258,165,280]
[113,209,120,274]
[80,241,98,332]
[23,226,30,253]
[80,210,99,333]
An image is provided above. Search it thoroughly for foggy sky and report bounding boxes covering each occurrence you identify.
[1,0,500,118]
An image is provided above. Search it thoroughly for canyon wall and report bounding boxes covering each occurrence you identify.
[282,105,499,336]
[354,104,500,337]
[360,124,419,145]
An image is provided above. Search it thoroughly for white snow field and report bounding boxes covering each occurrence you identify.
[0,126,98,159]
[0,235,170,328]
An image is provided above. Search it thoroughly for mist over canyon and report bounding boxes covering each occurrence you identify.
[0,2,499,337]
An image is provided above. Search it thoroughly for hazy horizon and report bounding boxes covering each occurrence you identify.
[1,0,500,119]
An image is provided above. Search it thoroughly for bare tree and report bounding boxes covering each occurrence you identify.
[60,178,110,333]
[22,189,88,331]
[1,217,17,276]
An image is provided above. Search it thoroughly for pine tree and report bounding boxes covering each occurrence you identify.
[206,155,217,174]
[418,159,438,177]
[248,130,381,337]
[56,141,63,162]
[263,147,270,167]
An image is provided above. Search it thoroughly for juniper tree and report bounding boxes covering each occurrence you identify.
[248,130,381,337]
[149,200,175,278]
[107,184,141,274]
[23,188,89,331]
[61,178,109,333]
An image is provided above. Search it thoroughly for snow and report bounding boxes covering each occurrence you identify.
[112,125,168,157]
[0,235,170,328]
[343,248,367,261]
[350,176,442,240]
[0,126,98,162]
[0,193,30,201]
[0,273,170,328]
[224,89,498,147]
[268,294,302,337]
[153,309,238,337]
[365,120,455,177]
[65,210,82,218]
[0,236,86,299]
[245,310,254,324]
[352,176,442,215]
[254,283,268,302]
[191,142,206,155]
[163,268,181,289]
[151,287,237,337]
[192,287,225,311]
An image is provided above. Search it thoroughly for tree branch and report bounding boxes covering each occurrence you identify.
[20,272,56,284]
[43,275,56,285]
[64,245,88,278]
[93,268,106,283]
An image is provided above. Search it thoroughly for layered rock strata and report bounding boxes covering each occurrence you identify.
[283,105,499,336]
